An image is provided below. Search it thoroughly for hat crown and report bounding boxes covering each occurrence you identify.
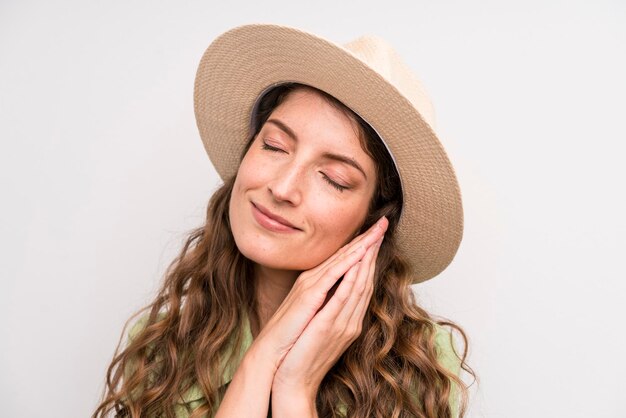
[342,35,436,131]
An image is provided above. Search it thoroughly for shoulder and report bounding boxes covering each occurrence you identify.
[432,322,462,376]
[126,311,167,343]
[127,313,150,343]
[433,323,464,417]
[123,312,208,416]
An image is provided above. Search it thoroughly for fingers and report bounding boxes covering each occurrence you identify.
[335,215,387,259]
[346,238,380,331]
[289,216,386,328]
[339,237,380,332]
[314,236,382,333]
[307,216,388,277]
[258,220,385,365]
[307,218,387,294]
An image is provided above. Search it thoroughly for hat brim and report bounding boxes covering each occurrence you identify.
[194,24,463,283]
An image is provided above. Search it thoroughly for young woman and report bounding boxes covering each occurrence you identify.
[93,24,475,418]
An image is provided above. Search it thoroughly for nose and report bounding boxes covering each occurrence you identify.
[267,162,303,206]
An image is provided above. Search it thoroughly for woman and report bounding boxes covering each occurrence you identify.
[93,24,475,418]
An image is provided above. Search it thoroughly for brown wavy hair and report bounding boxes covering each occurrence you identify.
[93,82,477,418]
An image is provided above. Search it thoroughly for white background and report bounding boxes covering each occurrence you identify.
[1,1,624,417]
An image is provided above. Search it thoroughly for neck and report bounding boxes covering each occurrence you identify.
[250,263,300,338]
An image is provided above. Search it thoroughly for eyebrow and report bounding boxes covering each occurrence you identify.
[266,118,368,180]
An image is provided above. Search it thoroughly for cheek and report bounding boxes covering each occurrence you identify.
[229,160,254,242]
[236,149,276,190]
[235,153,258,188]
[306,201,367,258]
[229,157,284,261]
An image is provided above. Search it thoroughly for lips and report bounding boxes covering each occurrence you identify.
[251,202,300,232]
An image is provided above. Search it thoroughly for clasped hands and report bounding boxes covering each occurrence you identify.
[252,216,389,410]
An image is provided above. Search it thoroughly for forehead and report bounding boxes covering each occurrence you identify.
[264,89,372,160]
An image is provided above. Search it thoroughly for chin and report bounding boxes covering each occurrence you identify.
[233,236,320,272]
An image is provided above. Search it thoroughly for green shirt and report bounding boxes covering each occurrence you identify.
[127,311,462,417]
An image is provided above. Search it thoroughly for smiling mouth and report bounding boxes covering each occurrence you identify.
[251,202,301,233]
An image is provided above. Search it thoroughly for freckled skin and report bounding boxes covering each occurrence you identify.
[229,89,377,271]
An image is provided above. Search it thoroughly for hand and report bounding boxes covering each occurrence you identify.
[217,221,387,418]
[270,219,386,402]
[251,216,388,374]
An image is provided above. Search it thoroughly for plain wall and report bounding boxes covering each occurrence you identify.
[1,1,624,417]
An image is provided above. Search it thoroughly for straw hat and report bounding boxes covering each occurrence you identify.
[193,23,463,283]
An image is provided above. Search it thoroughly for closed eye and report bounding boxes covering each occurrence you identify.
[262,139,349,192]
[320,172,349,192]
[261,141,286,153]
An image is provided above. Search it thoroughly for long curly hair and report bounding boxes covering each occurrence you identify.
[93,82,476,418]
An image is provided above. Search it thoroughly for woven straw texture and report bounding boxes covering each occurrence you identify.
[193,24,463,283]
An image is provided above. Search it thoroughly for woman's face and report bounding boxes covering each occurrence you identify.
[229,88,377,271]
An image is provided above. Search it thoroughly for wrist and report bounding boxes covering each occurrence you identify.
[272,368,321,396]
[215,340,277,418]
[242,338,280,376]
[272,378,319,404]
[226,337,282,403]
[271,386,318,418]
